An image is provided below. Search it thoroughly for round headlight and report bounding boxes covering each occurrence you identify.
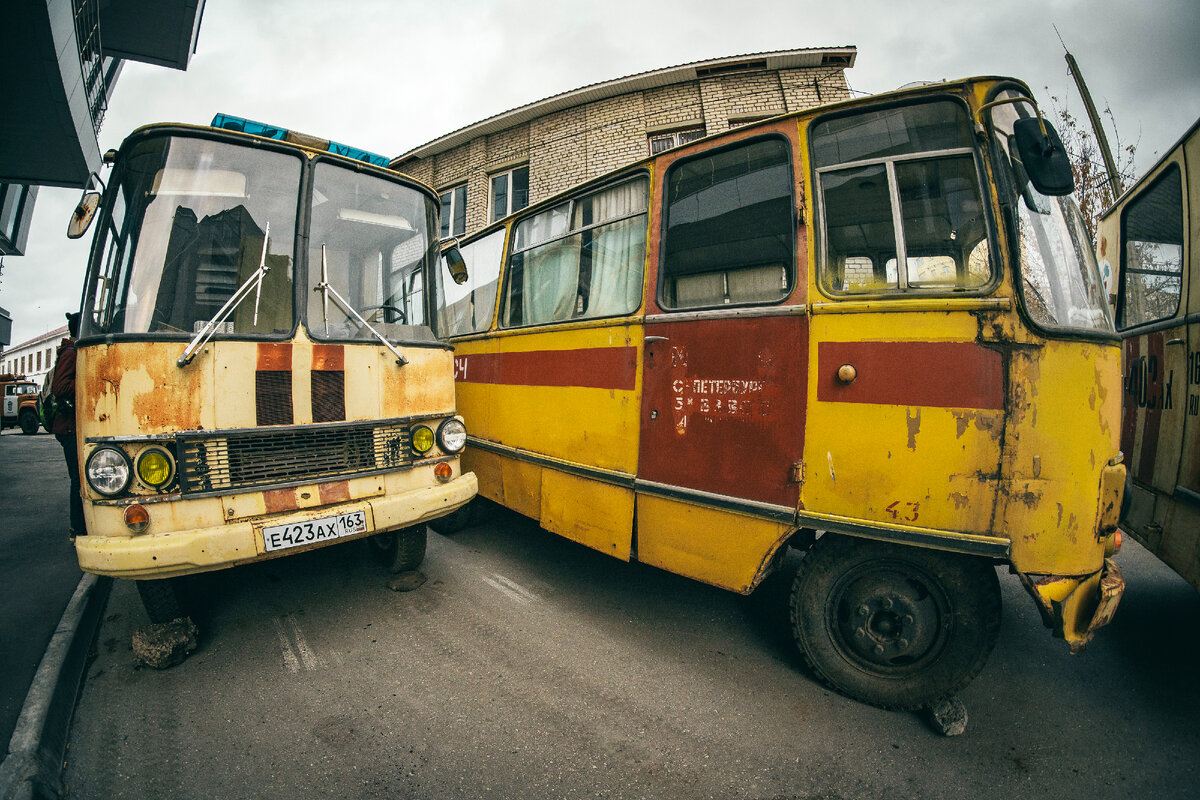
[411,425,435,455]
[436,418,467,454]
[136,447,175,488]
[86,447,132,497]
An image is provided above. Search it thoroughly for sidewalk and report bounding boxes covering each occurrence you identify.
[0,430,110,800]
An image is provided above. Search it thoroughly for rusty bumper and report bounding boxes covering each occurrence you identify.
[1018,557,1125,654]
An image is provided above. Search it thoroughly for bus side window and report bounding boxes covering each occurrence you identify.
[660,137,794,309]
[1117,165,1184,329]
[501,178,648,328]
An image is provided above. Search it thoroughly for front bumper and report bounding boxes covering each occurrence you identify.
[1018,557,1125,654]
[75,472,477,579]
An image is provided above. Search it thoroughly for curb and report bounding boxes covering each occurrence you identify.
[0,573,112,800]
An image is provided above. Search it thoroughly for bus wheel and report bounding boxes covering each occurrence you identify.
[429,498,479,535]
[136,578,186,624]
[789,535,1001,710]
[19,410,39,435]
[369,525,427,573]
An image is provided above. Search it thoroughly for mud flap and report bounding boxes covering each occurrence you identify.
[1018,558,1125,654]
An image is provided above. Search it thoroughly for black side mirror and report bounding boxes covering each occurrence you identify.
[1012,117,1074,196]
[442,245,469,285]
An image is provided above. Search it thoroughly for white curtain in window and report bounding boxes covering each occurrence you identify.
[522,237,581,323]
[583,216,645,318]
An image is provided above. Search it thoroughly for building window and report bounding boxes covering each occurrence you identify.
[490,166,529,223]
[649,126,706,155]
[439,184,467,240]
[36,352,41,371]
[0,183,33,254]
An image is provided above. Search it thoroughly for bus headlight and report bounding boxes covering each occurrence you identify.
[86,447,132,497]
[136,447,175,488]
[437,418,467,454]
[411,425,435,455]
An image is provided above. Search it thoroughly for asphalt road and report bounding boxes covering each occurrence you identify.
[0,428,83,747]
[55,490,1200,800]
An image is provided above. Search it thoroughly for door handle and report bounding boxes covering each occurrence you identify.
[645,336,669,344]
[1167,338,1186,346]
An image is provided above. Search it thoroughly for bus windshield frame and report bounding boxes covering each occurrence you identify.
[984,87,1116,337]
[80,128,443,348]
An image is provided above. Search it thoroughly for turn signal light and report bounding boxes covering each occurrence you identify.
[123,504,150,534]
[434,462,453,483]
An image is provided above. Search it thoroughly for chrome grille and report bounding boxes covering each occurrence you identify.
[177,419,414,496]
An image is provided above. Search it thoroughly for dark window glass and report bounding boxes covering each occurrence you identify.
[491,173,508,222]
[811,101,974,167]
[1118,166,1185,328]
[661,138,793,308]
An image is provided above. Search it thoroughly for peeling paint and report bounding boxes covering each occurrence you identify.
[905,407,921,451]
[949,491,970,510]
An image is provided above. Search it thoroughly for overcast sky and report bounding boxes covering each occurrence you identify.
[3,0,1197,345]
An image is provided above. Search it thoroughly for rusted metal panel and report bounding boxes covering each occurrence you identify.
[638,315,808,508]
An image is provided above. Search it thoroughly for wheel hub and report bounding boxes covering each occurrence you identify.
[835,569,946,670]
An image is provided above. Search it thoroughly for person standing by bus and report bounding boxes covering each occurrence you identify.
[52,312,85,539]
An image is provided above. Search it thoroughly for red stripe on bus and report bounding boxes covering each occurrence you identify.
[257,343,292,371]
[1136,332,1165,482]
[312,344,344,371]
[318,481,351,505]
[455,347,638,390]
[817,341,1004,410]
[1120,336,1141,464]
[263,488,297,514]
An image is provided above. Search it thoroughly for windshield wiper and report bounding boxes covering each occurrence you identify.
[315,244,408,367]
[178,222,271,367]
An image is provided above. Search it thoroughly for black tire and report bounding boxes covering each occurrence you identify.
[428,498,478,535]
[18,410,39,435]
[368,525,427,573]
[789,534,1001,710]
[136,578,186,624]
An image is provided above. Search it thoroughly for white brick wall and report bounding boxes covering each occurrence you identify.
[396,65,851,238]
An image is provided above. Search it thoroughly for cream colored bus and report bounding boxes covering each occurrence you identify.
[68,115,477,620]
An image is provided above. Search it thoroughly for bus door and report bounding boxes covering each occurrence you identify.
[1116,158,1192,571]
[636,133,808,593]
[801,101,1006,538]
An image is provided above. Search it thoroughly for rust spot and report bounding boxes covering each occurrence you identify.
[906,408,921,451]
[949,491,969,510]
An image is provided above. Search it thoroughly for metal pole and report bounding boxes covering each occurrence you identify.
[1065,52,1124,201]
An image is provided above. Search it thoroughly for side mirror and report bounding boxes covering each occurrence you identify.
[1012,117,1074,196]
[67,191,102,239]
[442,245,469,285]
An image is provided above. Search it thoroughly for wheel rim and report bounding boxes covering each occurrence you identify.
[826,559,952,676]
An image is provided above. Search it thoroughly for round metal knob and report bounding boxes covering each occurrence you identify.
[837,364,857,384]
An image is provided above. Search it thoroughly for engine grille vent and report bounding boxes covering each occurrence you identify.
[177,419,414,496]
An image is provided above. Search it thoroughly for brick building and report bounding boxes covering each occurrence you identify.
[390,47,856,240]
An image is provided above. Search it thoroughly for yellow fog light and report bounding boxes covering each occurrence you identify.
[123,504,150,534]
[411,425,434,455]
[136,447,174,488]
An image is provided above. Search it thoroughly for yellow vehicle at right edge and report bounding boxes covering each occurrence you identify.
[1100,116,1200,593]
[435,77,1125,710]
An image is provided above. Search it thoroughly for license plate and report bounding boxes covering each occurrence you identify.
[261,509,367,553]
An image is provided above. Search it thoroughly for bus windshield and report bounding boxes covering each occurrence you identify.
[85,135,301,337]
[306,162,439,344]
[83,133,442,344]
[987,92,1114,333]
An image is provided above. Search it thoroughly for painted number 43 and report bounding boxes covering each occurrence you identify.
[885,501,920,522]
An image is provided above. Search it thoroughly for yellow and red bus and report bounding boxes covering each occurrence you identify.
[433,77,1124,709]
[69,115,477,620]
[1099,115,1200,593]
